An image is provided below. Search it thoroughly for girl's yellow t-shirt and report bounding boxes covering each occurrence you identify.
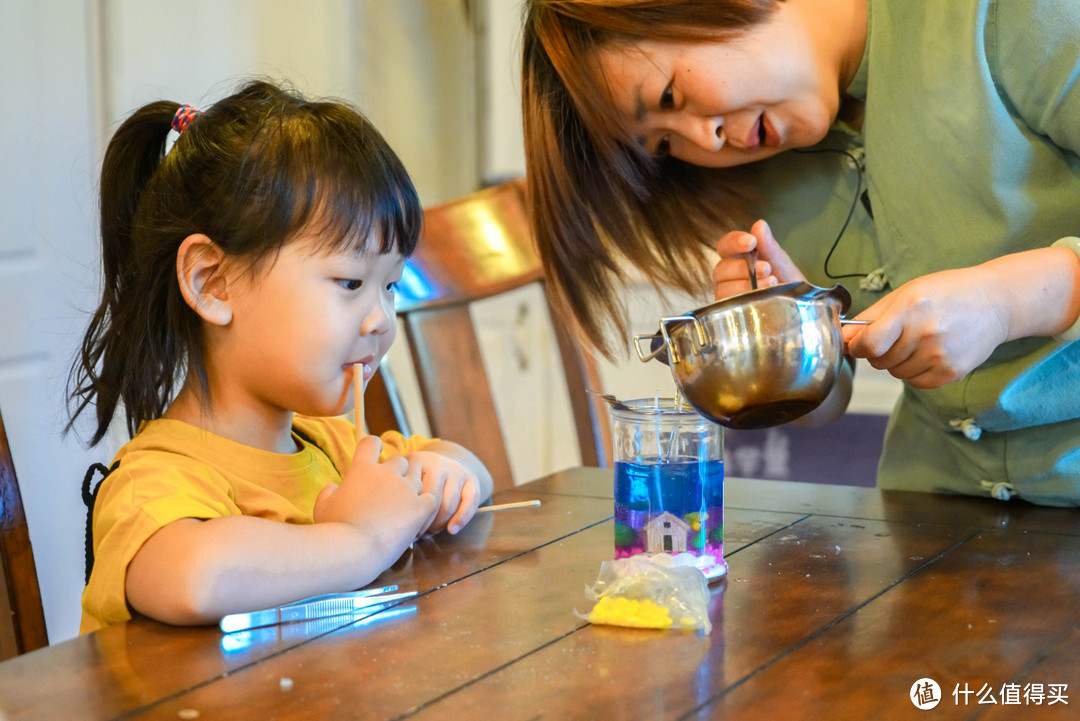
[80,415,430,633]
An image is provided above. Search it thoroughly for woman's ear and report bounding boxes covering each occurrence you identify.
[176,234,233,326]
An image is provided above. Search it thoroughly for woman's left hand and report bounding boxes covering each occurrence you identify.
[403,450,482,536]
[842,266,1010,389]
[712,219,805,300]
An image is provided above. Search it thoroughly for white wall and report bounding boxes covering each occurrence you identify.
[478,0,527,182]
[1,0,103,649]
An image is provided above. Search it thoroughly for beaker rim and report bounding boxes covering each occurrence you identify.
[608,397,709,419]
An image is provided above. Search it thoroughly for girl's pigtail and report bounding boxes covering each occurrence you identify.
[69,102,179,445]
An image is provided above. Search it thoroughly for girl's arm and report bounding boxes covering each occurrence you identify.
[126,434,438,626]
[125,515,401,626]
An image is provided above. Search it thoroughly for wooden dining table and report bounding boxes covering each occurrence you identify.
[1,467,1078,720]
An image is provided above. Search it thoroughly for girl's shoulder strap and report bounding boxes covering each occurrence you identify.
[82,460,120,585]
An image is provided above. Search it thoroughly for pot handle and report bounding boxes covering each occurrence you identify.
[634,314,701,365]
[633,333,667,363]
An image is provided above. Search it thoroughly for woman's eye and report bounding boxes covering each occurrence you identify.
[659,81,674,110]
[655,136,671,158]
[339,279,363,291]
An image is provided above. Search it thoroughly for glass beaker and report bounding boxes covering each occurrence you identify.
[610,397,726,580]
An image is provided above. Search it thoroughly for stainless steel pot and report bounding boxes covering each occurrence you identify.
[635,282,865,430]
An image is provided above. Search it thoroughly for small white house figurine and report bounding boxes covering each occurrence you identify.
[644,512,690,554]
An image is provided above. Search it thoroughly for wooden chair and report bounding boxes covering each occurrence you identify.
[364,179,611,492]
[0,406,48,659]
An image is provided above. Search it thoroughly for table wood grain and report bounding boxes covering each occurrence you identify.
[1,469,1077,720]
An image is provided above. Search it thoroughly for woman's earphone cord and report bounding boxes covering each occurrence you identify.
[793,147,872,281]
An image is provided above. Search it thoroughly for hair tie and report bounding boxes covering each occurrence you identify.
[172,104,201,134]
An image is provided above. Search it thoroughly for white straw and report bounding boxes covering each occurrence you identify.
[353,363,364,432]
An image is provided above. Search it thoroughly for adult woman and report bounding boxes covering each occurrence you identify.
[522,0,1080,504]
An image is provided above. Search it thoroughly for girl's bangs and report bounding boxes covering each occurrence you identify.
[244,108,422,260]
[304,169,422,258]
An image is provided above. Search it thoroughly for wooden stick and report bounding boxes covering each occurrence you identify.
[353,363,364,432]
[475,500,542,514]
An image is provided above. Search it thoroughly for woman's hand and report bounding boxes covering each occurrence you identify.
[404,449,484,536]
[712,219,805,300]
[842,266,1011,389]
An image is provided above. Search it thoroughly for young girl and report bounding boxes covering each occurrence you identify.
[69,80,493,633]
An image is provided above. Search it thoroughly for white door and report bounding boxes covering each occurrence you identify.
[1,0,103,642]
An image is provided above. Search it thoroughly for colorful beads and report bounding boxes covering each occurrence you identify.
[588,596,673,628]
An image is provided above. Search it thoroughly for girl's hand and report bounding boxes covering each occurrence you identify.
[712,219,806,300]
[841,266,1011,389]
[403,450,482,536]
[313,434,438,549]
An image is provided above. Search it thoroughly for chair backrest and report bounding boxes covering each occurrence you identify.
[0,406,48,659]
[364,179,611,492]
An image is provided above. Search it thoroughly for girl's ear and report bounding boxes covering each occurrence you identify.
[176,234,233,326]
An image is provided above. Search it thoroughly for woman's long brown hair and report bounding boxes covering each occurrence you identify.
[522,0,781,357]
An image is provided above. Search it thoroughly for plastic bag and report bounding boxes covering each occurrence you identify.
[578,555,712,633]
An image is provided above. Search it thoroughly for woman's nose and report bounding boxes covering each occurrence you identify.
[676,115,725,152]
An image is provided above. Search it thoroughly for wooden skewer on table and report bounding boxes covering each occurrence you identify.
[475,500,542,513]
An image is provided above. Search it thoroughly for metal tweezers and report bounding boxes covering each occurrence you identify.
[219,584,417,633]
